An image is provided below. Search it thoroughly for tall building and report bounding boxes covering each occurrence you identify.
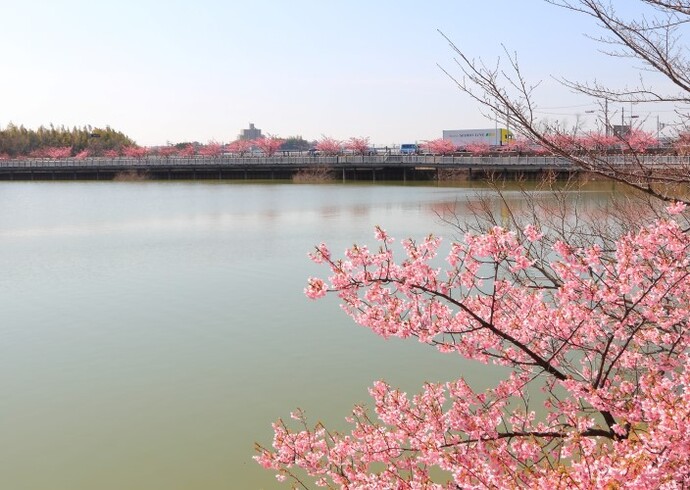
[239,123,263,141]
[612,125,631,138]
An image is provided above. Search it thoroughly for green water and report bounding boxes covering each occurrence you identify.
[0,180,616,489]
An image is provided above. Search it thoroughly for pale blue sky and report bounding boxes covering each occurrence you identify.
[0,0,679,146]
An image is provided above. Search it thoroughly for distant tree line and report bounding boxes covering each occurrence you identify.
[280,136,312,152]
[0,123,136,158]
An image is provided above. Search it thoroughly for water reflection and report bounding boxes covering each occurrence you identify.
[0,181,620,490]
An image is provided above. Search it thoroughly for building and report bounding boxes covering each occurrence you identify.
[239,123,263,141]
[612,125,631,138]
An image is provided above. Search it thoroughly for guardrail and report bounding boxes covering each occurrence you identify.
[0,155,576,168]
[0,154,686,170]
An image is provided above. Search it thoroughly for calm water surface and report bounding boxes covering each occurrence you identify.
[0,181,615,489]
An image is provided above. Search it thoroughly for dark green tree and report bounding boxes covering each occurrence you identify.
[280,136,311,151]
[0,123,136,157]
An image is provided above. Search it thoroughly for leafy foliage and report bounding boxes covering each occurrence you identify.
[0,123,135,157]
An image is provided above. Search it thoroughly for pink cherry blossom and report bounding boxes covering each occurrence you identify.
[227,139,253,156]
[464,142,492,155]
[177,144,196,157]
[122,146,149,158]
[253,136,284,156]
[258,216,690,488]
[315,137,342,156]
[420,138,457,155]
[197,141,223,157]
[666,201,687,215]
[344,137,371,155]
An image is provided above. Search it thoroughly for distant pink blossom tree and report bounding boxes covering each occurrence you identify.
[420,138,457,155]
[579,132,619,151]
[315,137,343,156]
[464,142,492,155]
[253,136,284,157]
[624,129,658,153]
[544,133,577,153]
[198,141,223,157]
[102,149,119,158]
[31,146,72,159]
[228,139,253,156]
[122,146,149,158]
[498,138,533,154]
[46,146,73,159]
[177,144,196,157]
[530,143,551,155]
[674,132,690,156]
[257,203,690,488]
[344,137,371,155]
[157,146,178,158]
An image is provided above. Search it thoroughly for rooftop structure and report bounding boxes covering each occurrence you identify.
[239,123,263,141]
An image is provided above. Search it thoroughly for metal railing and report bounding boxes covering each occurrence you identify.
[0,154,687,169]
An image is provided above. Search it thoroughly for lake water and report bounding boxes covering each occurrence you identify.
[0,180,615,489]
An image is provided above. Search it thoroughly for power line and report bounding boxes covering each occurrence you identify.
[536,103,596,110]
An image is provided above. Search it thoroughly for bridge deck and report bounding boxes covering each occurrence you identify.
[0,154,685,181]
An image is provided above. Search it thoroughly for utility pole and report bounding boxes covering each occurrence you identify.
[585,109,596,134]
[604,99,610,136]
[505,103,511,135]
[657,115,666,139]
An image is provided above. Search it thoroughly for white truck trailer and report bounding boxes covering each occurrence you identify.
[442,128,513,147]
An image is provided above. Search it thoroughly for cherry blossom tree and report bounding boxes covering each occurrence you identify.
[497,138,535,155]
[102,149,119,158]
[197,141,223,157]
[255,3,690,484]
[438,0,690,202]
[122,146,149,158]
[45,146,73,159]
[30,146,73,159]
[254,136,284,157]
[344,137,371,155]
[315,137,343,156]
[157,146,178,158]
[530,143,551,155]
[674,132,690,156]
[257,201,690,488]
[578,132,620,152]
[624,129,659,153]
[421,138,457,155]
[177,144,196,157]
[464,142,492,155]
[544,133,578,153]
[227,139,253,156]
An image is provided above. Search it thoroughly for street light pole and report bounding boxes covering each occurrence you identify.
[629,102,638,127]
[656,115,666,139]
[585,109,595,134]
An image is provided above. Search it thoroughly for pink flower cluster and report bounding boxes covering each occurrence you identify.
[420,138,457,155]
[315,137,343,156]
[258,214,690,488]
[29,146,73,158]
